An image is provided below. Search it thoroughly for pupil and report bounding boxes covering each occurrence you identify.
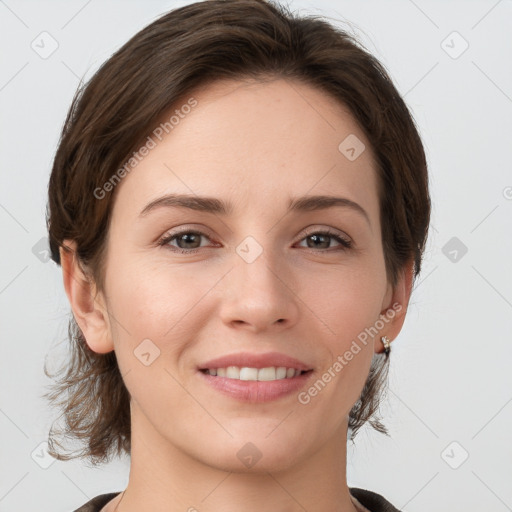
[309,234,328,248]
[181,233,199,248]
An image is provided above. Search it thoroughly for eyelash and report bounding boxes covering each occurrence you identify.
[157,228,353,254]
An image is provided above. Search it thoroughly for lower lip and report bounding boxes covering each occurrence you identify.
[197,370,314,403]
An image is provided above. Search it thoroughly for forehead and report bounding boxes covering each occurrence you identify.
[111,77,379,223]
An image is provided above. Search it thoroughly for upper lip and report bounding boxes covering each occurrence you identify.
[199,351,312,371]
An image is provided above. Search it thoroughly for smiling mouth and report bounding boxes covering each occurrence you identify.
[199,366,312,381]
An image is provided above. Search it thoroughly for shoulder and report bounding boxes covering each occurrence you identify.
[349,487,402,512]
[72,492,122,512]
[72,489,398,512]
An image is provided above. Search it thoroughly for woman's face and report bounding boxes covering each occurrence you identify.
[89,78,404,471]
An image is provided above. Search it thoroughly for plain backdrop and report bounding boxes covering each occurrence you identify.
[0,1,511,511]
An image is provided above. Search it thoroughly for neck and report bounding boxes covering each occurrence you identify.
[113,404,360,512]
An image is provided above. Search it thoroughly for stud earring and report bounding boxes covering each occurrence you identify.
[381,335,391,355]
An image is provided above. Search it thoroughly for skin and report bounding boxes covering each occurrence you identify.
[60,78,413,512]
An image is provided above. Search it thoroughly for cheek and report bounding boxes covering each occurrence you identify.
[301,261,386,343]
[106,256,226,358]
[104,259,209,420]
[297,263,384,401]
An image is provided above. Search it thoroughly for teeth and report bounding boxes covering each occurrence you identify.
[239,367,258,380]
[205,366,303,381]
[276,367,287,379]
[257,367,276,381]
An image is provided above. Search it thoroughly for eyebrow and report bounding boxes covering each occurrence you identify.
[139,193,371,227]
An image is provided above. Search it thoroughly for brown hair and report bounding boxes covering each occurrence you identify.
[44,0,430,465]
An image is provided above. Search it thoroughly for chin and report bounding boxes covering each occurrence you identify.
[190,431,308,474]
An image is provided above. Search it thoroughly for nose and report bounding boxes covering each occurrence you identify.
[218,246,300,334]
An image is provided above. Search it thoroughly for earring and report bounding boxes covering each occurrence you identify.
[381,335,391,355]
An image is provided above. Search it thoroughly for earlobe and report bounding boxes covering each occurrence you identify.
[59,240,114,354]
[375,260,415,354]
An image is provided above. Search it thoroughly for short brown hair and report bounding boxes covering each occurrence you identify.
[44,0,430,465]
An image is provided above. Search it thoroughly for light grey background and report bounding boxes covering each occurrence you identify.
[1,0,511,511]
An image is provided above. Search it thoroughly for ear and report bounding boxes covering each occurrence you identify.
[375,259,415,354]
[59,239,114,354]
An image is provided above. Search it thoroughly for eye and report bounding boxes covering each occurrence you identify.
[158,229,213,254]
[158,227,352,254]
[296,228,352,251]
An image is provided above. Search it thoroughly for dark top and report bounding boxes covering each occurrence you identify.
[73,488,401,511]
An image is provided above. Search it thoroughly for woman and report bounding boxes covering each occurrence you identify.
[44,0,431,511]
